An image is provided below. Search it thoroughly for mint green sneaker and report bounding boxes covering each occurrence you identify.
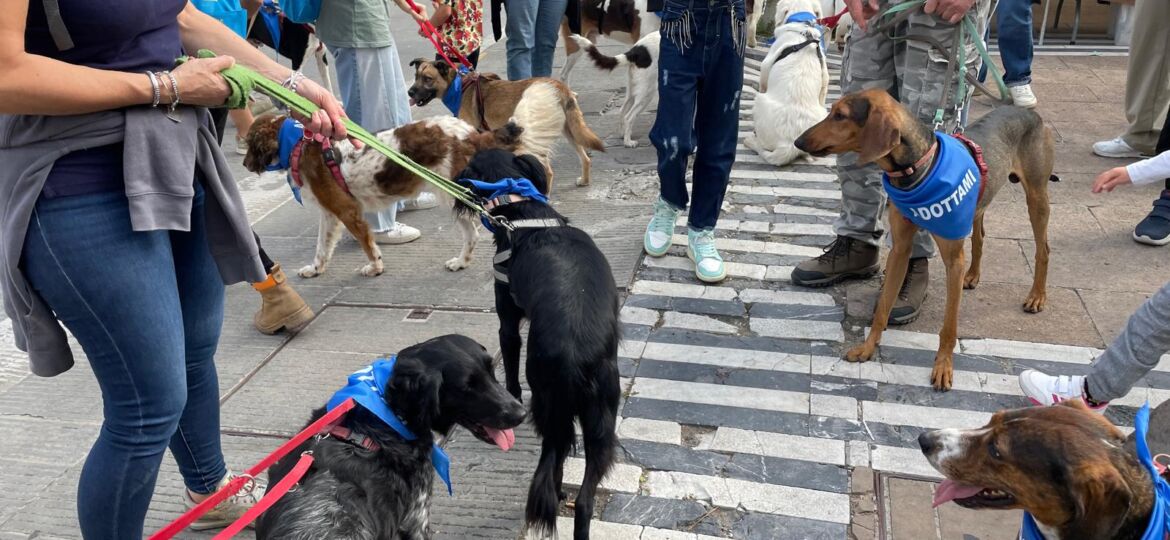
[644,198,680,257]
[687,229,726,283]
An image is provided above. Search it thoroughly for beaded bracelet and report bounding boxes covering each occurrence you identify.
[146,72,161,108]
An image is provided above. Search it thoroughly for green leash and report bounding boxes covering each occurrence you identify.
[179,50,503,227]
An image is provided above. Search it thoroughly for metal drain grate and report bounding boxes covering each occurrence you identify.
[403,308,432,322]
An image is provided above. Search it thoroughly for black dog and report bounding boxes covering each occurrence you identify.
[255,334,526,539]
[455,149,621,540]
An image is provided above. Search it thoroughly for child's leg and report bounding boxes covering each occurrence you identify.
[1087,280,1170,402]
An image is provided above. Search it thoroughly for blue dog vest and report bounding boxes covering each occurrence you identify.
[327,357,454,495]
[883,133,982,240]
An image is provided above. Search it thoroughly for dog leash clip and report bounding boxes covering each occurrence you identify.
[490,215,515,232]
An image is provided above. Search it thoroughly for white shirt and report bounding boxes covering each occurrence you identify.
[1126,150,1170,186]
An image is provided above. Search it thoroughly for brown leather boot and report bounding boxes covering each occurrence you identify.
[253,264,313,335]
[791,236,880,287]
[888,257,929,325]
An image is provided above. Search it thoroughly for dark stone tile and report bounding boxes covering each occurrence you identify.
[601,494,713,530]
[622,323,653,342]
[618,357,638,378]
[623,397,811,436]
[716,252,810,267]
[875,383,1028,414]
[749,303,845,322]
[621,439,729,476]
[718,212,834,225]
[724,453,849,493]
[809,415,869,442]
[648,327,833,357]
[810,375,880,401]
[732,511,848,540]
[624,294,747,317]
[638,359,809,394]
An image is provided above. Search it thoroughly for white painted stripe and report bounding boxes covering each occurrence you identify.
[863,400,991,430]
[739,288,836,306]
[620,306,660,326]
[728,169,838,183]
[554,517,726,540]
[771,222,835,236]
[669,234,823,257]
[643,471,850,524]
[641,341,814,374]
[735,185,840,200]
[661,311,738,335]
[616,418,683,446]
[869,443,942,479]
[773,203,838,217]
[630,378,809,415]
[961,337,1097,363]
[765,265,794,281]
[619,339,646,359]
[562,458,642,493]
[812,393,859,420]
[734,152,770,164]
[751,318,844,342]
[731,184,840,197]
[867,328,961,353]
[702,426,847,466]
[643,254,767,280]
[629,280,738,302]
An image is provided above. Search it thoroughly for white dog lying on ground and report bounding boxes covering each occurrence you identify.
[744,0,829,166]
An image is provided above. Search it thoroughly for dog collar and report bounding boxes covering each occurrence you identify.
[326,357,453,495]
[882,133,981,240]
[464,177,549,234]
[886,140,939,179]
[785,11,819,24]
[268,118,306,205]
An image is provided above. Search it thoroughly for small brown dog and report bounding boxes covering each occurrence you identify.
[795,89,1058,390]
[406,59,605,187]
[920,400,1165,540]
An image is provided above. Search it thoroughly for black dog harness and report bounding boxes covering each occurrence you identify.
[775,34,823,63]
[486,196,567,285]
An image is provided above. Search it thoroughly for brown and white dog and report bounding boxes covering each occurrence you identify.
[243,115,526,276]
[407,60,605,187]
[921,401,1167,540]
[560,0,661,83]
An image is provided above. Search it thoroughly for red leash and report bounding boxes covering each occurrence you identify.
[402,0,472,72]
[149,398,357,540]
[818,7,849,29]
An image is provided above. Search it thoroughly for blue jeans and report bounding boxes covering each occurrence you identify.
[504,0,568,80]
[650,0,745,230]
[996,0,1033,86]
[22,186,227,539]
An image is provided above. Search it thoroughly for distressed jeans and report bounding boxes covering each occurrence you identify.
[504,0,568,80]
[650,0,746,231]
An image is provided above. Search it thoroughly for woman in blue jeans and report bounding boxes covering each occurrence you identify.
[992,0,1037,107]
[0,0,346,537]
[504,0,570,79]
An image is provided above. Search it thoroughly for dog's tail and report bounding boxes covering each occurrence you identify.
[569,34,654,71]
[524,462,561,540]
[511,82,567,162]
[559,83,606,153]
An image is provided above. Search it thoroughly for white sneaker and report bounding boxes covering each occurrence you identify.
[1009,84,1037,108]
[377,222,421,244]
[182,473,266,531]
[234,135,248,156]
[401,192,439,212]
[1093,137,1144,159]
[1017,370,1108,412]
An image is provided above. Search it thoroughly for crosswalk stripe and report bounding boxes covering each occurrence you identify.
[630,280,738,301]
[631,378,810,415]
[773,203,838,217]
[727,169,838,183]
[553,518,726,540]
[642,470,851,524]
[643,254,769,281]
[641,341,818,373]
[562,458,643,493]
[669,234,824,257]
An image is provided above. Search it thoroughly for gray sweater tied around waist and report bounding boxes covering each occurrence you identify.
[0,106,266,377]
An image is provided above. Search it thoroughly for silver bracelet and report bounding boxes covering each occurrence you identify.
[163,71,180,114]
[282,71,304,93]
[146,72,161,107]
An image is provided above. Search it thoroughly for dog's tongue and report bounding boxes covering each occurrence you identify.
[933,479,985,508]
[483,427,515,451]
[409,97,417,106]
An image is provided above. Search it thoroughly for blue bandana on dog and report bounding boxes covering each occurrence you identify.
[883,133,981,241]
[1019,402,1170,539]
[266,118,306,205]
[441,67,471,116]
[327,357,453,495]
[466,177,549,233]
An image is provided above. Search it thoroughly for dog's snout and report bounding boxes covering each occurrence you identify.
[794,134,809,152]
[407,87,417,98]
[918,431,940,456]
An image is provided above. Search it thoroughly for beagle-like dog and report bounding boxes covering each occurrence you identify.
[795,89,1058,390]
[920,401,1167,540]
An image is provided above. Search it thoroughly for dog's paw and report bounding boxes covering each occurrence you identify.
[576,176,590,187]
[963,270,981,289]
[359,261,384,277]
[298,265,321,278]
[445,257,470,271]
[844,344,876,363]
[1023,292,1046,313]
[623,139,638,149]
[930,356,955,391]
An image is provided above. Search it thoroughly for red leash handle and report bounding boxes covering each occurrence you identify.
[211,452,317,539]
[818,7,850,29]
[401,0,473,71]
[149,398,357,540]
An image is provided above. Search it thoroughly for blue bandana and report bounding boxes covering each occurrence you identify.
[883,133,981,241]
[785,11,818,24]
[260,0,282,49]
[466,177,549,233]
[267,118,306,206]
[326,357,453,495]
[441,67,471,116]
[1019,403,1170,540]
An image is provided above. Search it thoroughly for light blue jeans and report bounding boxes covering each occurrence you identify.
[504,0,568,80]
[329,42,413,230]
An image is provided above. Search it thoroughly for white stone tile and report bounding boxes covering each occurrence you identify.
[704,427,847,466]
[856,361,983,394]
[729,169,837,184]
[723,477,850,524]
[810,356,860,377]
[621,306,660,327]
[630,378,810,415]
[961,338,1098,364]
[811,393,858,421]
[751,318,844,342]
[661,311,738,335]
[630,280,738,302]
[764,186,841,200]
[617,418,682,445]
[765,265,794,281]
[555,518,642,540]
[563,458,642,493]
[646,255,767,281]
[619,339,647,359]
[737,220,771,233]
[741,204,769,213]
[641,341,810,373]
[642,471,732,505]
[773,203,838,217]
[862,401,991,430]
[739,289,836,306]
[668,235,822,258]
[770,222,836,236]
[864,328,961,353]
[762,241,824,257]
[870,444,942,479]
[847,440,871,468]
[734,152,770,164]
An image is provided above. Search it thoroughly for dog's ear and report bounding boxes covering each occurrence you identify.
[389,358,443,434]
[409,58,426,70]
[516,154,549,192]
[856,97,900,164]
[434,60,451,79]
[1066,462,1133,539]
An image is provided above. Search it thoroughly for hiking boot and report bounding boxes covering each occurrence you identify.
[889,257,929,325]
[1018,370,1108,412]
[182,473,267,531]
[1008,84,1037,108]
[790,236,879,287]
[1092,137,1145,159]
[376,222,422,244]
[687,228,726,283]
[253,264,313,335]
[644,197,681,257]
[1134,190,1170,246]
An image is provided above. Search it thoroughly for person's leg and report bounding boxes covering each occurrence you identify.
[329,45,364,124]
[228,108,256,155]
[1119,0,1170,155]
[532,0,569,78]
[995,0,1036,107]
[468,48,481,69]
[1132,107,1170,245]
[22,191,197,539]
[504,0,538,80]
[644,3,702,258]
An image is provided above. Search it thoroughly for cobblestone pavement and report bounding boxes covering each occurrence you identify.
[1,34,1168,540]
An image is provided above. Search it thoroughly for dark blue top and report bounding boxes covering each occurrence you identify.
[25,0,188,197]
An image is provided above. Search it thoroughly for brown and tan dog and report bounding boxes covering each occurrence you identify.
[243,115,525,276]
[920,401,1165,540]
[407,59,605,188]
[795,89,1058,390]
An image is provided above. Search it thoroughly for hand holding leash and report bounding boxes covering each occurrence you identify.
[845,0,880,30]
[169,55,235,106]
[289,76,353,143]
[924,0,976,23]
